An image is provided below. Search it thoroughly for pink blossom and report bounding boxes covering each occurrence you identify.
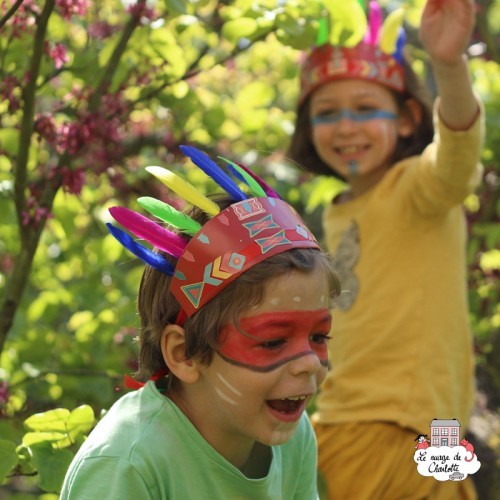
[34,113,58,144]
[21,195,53,227]
[126,2,155,22]
[48,42,69,69]
[59,166,86,195]
[88,20,116,40]
[0,381,9,407]
[55,0,90,20]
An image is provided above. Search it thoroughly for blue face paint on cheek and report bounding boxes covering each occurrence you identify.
[310,109,397,126]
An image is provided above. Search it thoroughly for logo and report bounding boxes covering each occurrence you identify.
[413,419,480,481]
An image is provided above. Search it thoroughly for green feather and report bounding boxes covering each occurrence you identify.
[137,197,201,236]
[218,157,267,198]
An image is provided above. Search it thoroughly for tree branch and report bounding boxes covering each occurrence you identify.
[0,0,24,30]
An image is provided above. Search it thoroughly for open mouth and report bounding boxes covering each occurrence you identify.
[266,395,307,421]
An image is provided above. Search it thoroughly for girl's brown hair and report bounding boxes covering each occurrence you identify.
[137,196,340,385]
[288,55,434,180]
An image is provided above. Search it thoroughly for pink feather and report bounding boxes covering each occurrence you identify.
[364,1,382,45]
[109,206,188,259]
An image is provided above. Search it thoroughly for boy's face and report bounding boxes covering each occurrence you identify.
[190,266,331,463]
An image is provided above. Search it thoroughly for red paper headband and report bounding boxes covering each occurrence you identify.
[172,197,318,316]
[299,43,405,104]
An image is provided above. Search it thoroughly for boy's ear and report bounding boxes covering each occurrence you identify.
[397,98,422,138]
[161,325,200,384]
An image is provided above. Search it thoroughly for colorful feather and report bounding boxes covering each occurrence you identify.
[109,206,187,259]
[146,166,220,216]
[326,0,367,48]
[364,0,382,46]
[106,223,175,275]
[393,27,406,64]
[380,8,404,55]
[234,162,281,199]
[180,145,248,202]
[218,157,267,198]
[137,196,201,236]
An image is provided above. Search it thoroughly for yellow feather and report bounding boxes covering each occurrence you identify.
[146,166,220,216]
[379,8,405,54]
[326,0,367,48]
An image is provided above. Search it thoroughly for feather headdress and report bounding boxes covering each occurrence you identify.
[107,146,318,319]
[299,0,407,103]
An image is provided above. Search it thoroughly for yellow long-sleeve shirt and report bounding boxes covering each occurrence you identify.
[315,101,484,434]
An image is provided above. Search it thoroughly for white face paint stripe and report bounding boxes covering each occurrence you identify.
[293,296,301,302]
[215,387,238,406]
[216,372,242,396]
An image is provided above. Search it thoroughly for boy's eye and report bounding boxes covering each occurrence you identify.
[258,339,286,350]
[310,333,331,345]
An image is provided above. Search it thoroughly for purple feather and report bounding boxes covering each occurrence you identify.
[106,223,175,275]
[234,162,281,199]
[109,206,187,259]
[180,145,247,202]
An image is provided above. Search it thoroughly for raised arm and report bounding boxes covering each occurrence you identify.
[419,0,479,130]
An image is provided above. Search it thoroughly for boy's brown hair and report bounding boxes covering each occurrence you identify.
[137,196,340,384]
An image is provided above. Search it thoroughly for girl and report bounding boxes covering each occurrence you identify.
[289,0,483,498]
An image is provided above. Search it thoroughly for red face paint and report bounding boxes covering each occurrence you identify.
[218,309,332,372]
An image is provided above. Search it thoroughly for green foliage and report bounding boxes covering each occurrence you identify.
[0,0,499,496]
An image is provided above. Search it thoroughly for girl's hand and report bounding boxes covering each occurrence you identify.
[419,0,476,66]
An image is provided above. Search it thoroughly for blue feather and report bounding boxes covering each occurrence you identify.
[393,28,406,64]
[180,145,247,202]
[106,223,175,275]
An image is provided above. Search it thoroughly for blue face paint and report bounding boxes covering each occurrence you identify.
[310,109,397,126]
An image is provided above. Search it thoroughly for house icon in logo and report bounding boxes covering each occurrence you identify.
[430,418,461,447]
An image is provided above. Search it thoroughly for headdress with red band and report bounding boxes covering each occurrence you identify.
[107,145,320,324]
[299,0,407,104]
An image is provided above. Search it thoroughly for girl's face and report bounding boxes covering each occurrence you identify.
[309,79,413,193]
[181,266,331,468]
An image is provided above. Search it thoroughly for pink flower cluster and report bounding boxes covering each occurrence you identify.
[21,191,53,227]
[45,42,69,69]
[126,1,155,22]
[55,0,90,20]
[0,381,9,410]
[1,0,39,37]
[0,75,21,112]
[33,89,130,196]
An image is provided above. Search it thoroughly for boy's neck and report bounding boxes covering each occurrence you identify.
[241,442,272,479]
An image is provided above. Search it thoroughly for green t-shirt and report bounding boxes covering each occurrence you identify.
[61,381,318,499]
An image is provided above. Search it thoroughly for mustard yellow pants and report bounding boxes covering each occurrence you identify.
[313,421,477,500]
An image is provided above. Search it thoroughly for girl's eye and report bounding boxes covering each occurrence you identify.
[259,339,286,350]
[310,333,332,345]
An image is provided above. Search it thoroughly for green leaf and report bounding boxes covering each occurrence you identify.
[0,439,18,481]
[24,408,70,432]
[22,431,68,447]
[67,405,95,436]
[164,0,186,15]
[222,18,258,42]
[0,128,19,156]
[29,442,74,493]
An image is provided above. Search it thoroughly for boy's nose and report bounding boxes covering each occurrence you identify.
[288,351,323,376]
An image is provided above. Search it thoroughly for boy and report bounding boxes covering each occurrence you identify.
[61,146,340,499]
